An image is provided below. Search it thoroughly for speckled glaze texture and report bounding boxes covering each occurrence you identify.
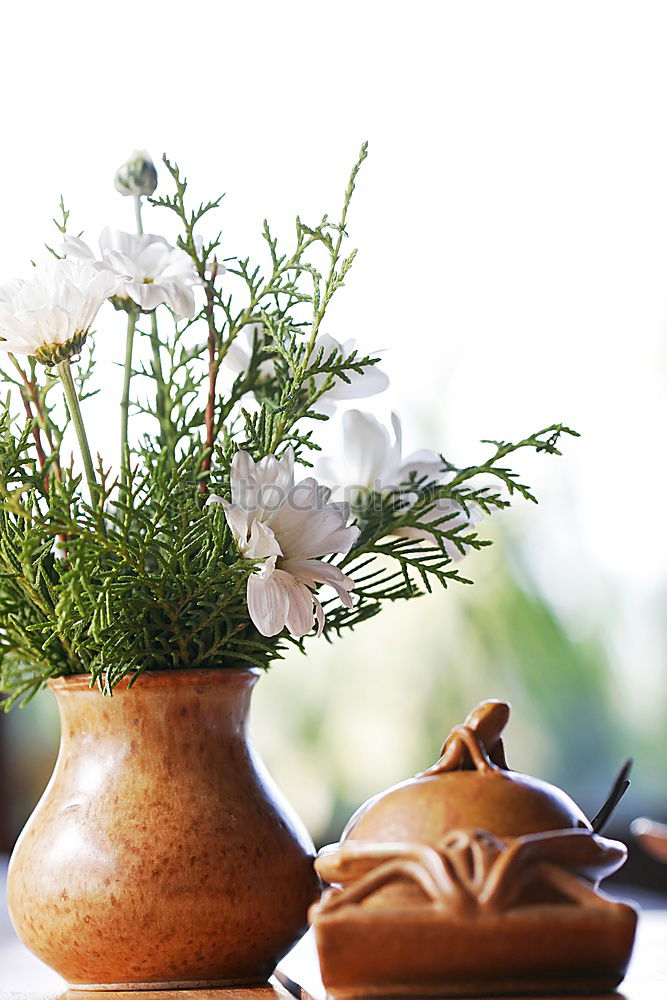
[7,668,320,989]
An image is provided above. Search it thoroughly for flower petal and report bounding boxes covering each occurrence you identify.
[247,572,290,637]
[246,519,283,562]
[214,497,250,546]
[311,334,389,408]
[313,595,325,636]
[342,409,394,489]
[61,235,96,262]
[283,575,317,638]
[283,558,356,608]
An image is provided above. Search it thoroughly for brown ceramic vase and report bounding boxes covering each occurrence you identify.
[6,668,320,990]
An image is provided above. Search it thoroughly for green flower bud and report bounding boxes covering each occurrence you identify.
[114,150,158,198]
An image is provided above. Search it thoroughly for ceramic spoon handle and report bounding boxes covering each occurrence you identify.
[631,817,667,861]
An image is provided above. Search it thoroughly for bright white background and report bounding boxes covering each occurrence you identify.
[2,1,667,833]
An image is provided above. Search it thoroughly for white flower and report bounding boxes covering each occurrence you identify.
[223,326,389,411]
[0,259,126,364]
[316,409,482,561]
[114,150,158,198]
[61,228,200,320]
[208,447,359,638]
[317,410,444,491]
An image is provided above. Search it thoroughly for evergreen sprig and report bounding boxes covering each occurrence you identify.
[0,145,577,706]
[324,423,578,635]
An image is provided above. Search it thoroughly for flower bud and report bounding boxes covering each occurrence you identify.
[114,150,158,198]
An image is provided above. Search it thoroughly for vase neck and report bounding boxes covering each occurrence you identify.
[49,669,259,748]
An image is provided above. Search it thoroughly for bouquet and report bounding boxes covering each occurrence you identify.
[0,145,575,707]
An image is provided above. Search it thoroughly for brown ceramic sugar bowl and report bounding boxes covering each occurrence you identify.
[7,668,320,990]
[311,700,637,998]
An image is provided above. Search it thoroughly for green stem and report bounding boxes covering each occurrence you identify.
[135,194,172,455]
[120,309,138,489]
[57,360,99,506]
[134,196,144,235]
[150,310,169,447]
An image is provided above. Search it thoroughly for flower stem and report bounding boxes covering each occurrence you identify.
[133,194,172,458]
[134,196,144,236]
[149,310,170,447]
[57,360,99,506]
[120,309,138,490]
[199,264,219,495]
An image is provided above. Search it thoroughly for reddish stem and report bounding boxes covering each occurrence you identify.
[13,360,67,548]
[13,361,62,484]
[20,392,48,490]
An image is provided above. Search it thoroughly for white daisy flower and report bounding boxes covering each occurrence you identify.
[316,409,482,561]
[0,259,125,365]
[208,447,359,638]
[62,228,200,320]
[223,326,389,411]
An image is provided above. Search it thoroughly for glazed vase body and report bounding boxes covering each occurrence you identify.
[7,668,319,989]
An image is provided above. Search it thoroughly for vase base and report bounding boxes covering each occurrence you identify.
[68,978,271,992]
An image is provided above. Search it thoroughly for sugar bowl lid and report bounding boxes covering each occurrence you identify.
[340,701,610,845]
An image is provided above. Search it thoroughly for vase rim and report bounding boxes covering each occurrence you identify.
[47,666,261,693]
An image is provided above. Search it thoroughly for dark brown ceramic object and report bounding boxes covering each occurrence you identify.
[311,700,637,997]
[7,668,320,989]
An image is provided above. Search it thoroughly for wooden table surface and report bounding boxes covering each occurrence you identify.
[1,857,666,1000]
